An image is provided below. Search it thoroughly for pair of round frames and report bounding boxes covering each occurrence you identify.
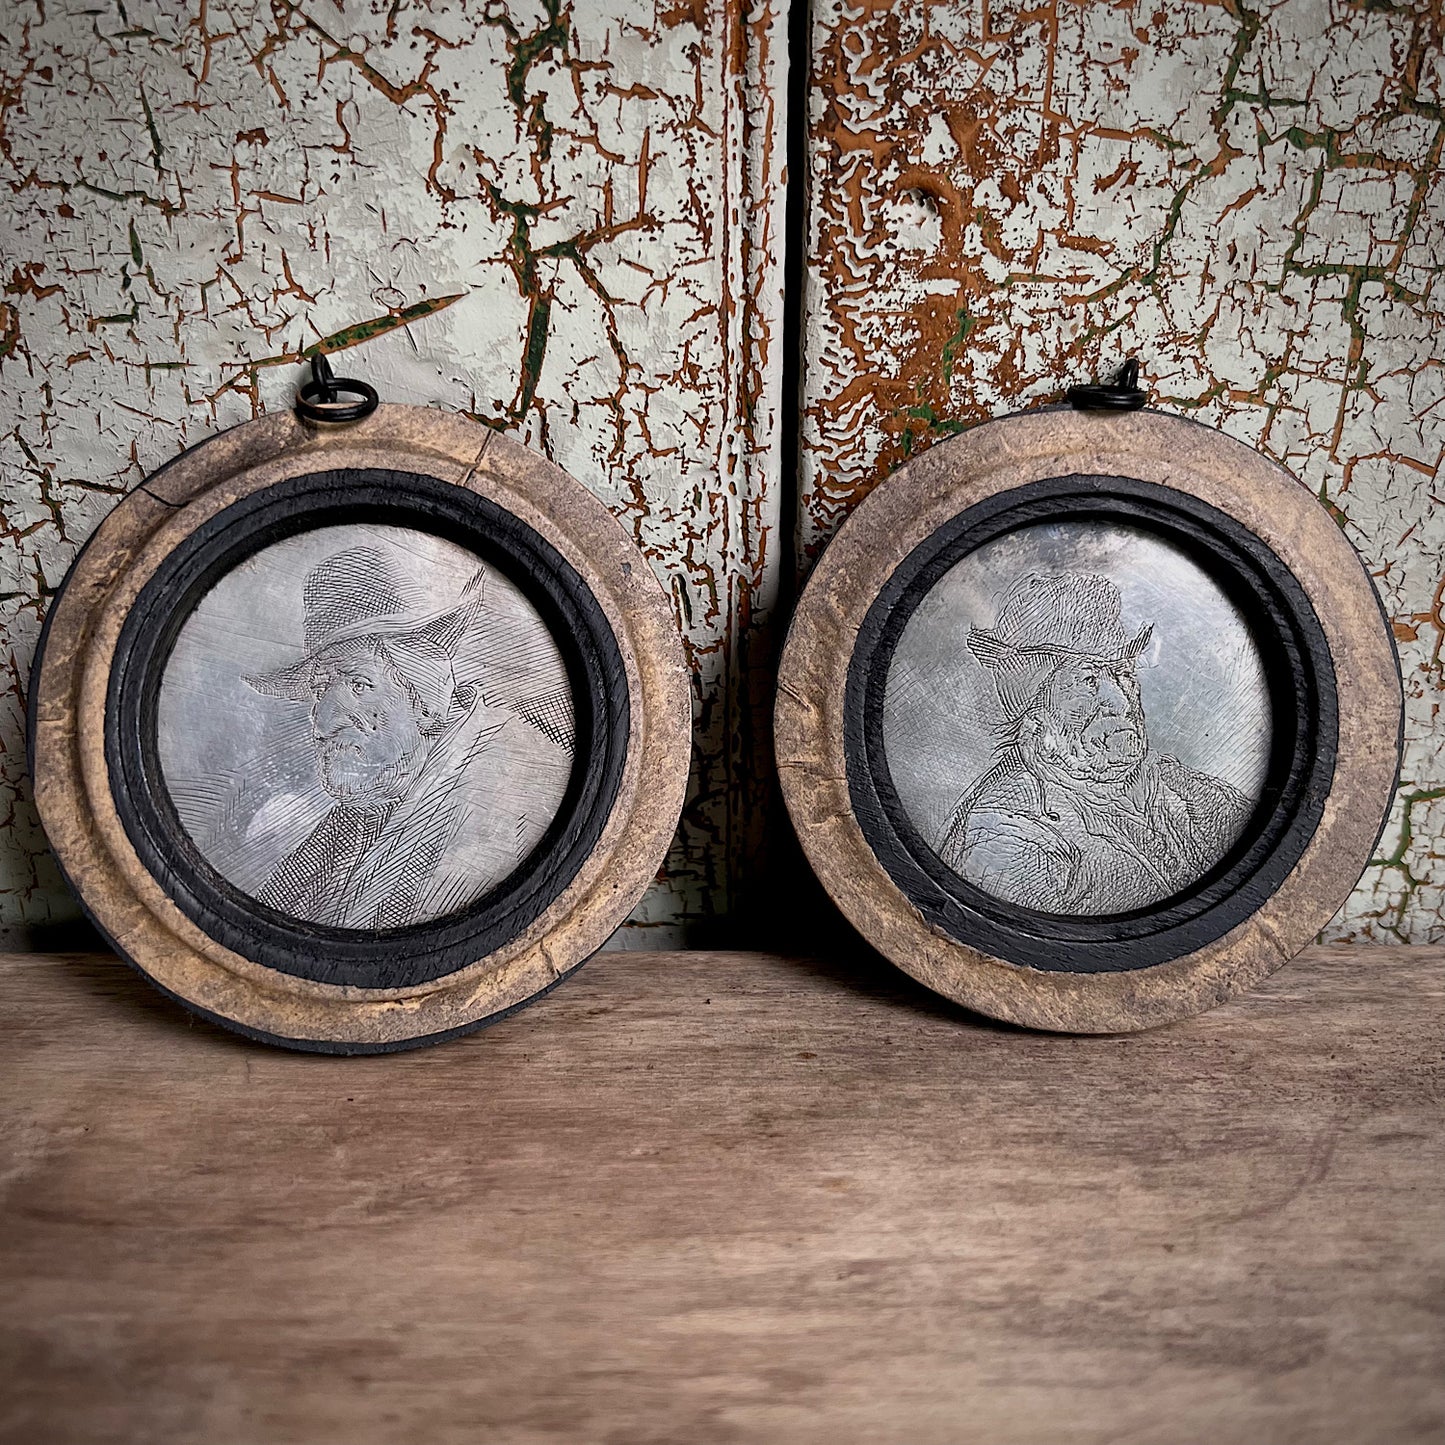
[30,404,690,1052]
[777,408,1402,1032]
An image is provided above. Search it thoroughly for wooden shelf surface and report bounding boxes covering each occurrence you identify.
[2,944,1443,1444]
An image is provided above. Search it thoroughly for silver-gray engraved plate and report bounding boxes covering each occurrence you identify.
[882,521,1271,915]
[158,523,575,930]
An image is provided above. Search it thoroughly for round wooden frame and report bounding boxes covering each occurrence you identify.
[30,404,691,1052]
[776,409,1401,1032]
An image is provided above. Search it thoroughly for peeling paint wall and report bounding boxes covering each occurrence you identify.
[6,0,1443,947]
[1,0,786,941]
[801,0,1445,941]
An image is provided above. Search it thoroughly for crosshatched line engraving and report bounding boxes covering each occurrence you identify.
[157,524,575,930]
[883,523,1271,916]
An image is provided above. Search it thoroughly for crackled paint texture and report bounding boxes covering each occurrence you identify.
[0,0,786,940]
[802,0,1445,941]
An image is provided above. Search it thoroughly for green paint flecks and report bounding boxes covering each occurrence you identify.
[804,0,1445,942]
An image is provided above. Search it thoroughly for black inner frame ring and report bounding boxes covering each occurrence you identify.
[107,467,630,991]
[844,473,1340,974]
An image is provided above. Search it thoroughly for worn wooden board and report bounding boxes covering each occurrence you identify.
[2,944,1442,1443]
[0,0,787,943]
[799,0,1445,942]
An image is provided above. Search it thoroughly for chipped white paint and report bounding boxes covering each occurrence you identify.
[801,0,1445,941]
[5,0,1441,946]
[0,0,787,943]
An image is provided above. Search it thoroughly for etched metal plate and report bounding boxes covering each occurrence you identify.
[157,523,575,930]
[776,409,1400,1031]
[31,404,691,1050]
[882,521,1271,915]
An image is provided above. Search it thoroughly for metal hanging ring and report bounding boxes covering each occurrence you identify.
[295,351,379,423]
[1066,358,1148,412]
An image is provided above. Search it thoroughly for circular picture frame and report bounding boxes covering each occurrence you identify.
[776,408,1401,1032]
[30,404,690,1052]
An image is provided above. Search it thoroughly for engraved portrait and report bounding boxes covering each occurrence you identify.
[883,523,1272,915]
[157,524,575,930]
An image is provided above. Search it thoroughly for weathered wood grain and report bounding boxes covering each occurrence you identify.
[2,945,1442,1444]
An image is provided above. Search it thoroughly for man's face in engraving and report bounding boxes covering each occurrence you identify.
[218,540,584,934]
[1031,653,1147,786]
[308,639,426,807]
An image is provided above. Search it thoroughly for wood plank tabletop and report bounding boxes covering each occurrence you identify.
[2,944,1443,1445]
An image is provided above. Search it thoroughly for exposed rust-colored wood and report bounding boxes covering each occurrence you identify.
[798,1,1445,944]
[1,944,1442,1443]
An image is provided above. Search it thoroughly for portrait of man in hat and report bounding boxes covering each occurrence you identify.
[936,571,1252,914]
[235,543,573,930]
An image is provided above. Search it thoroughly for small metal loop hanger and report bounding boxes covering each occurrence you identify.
[295,351,380,424]
[1066,358,1148,412]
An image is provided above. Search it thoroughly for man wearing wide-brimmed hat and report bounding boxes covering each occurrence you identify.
[241,545,571,929]
[937,571,1250,915]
